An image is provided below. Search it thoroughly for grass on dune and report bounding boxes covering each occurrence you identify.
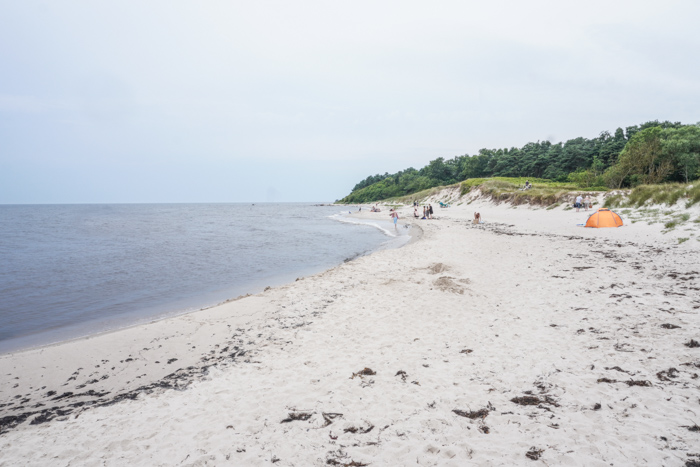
[460,178,606,207]
[604,183,700,209]
[381,177,606,207]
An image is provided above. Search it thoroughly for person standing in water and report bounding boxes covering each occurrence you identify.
[390,210,399,229]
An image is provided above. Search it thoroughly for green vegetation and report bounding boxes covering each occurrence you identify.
[619,206,695,229]
[340,120,700,203]
[354,177,606,208]
[604,183,700,209]
[678,237,689,244]
[461,178,603,206]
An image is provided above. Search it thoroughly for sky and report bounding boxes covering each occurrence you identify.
[1,0,699,203]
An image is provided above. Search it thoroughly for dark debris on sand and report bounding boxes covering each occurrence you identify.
[343,424,374,434]
[657,368,680,381]
[453,408,489,419]
[326,460,368,467]
[1,342,251,435]
[351,368,376,379]
[526,447,544,460]
[685,339,700,348]
[1,365,214,435]
[597,377,652,387]
[281,412,313,423]
[625,379,652,387]
[511,395,559,407]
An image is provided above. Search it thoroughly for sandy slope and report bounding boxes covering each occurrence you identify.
[1,198,700,466]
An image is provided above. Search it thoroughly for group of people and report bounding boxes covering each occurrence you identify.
[365,202,482,228]
[413,204,434,220]
[574,194,593,212]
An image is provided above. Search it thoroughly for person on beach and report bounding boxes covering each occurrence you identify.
[414,207,419,218]
[575,194,583,212]
[429,204,434,219]
[390,210,399,229]
[473,212,481,224]
[584,195,591,211]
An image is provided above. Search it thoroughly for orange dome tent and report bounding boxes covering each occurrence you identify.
[585,208,623,228]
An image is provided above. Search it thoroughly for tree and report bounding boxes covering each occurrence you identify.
[613,127,672,187]
[662,125,700,183]
[597,128,626,168]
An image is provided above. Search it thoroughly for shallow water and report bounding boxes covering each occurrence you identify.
[0,203,406,353]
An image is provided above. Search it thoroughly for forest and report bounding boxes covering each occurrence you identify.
[340,120,700,203]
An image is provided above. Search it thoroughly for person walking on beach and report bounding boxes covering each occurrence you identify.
[428,204,434,219]
[584,195,591,211]
[390,210,399,229]
[575,194,583,212]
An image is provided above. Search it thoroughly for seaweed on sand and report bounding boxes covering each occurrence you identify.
[453,408,489,419]
[511,395,559,407]
[625,380,652,387]
[281,412,313,423]
[326,460,368,467]
[344,424,374,434]
[657,368,679,381]
[526,447,544,460]
[351,368,376,379]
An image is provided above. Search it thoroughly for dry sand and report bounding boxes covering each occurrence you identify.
[2,195,700,466]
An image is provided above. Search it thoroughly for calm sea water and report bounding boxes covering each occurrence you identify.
[0,203,407,354]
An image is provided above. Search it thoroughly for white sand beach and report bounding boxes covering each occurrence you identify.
[2,195,700,466]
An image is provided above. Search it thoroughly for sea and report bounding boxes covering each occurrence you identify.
[0,203,409,354]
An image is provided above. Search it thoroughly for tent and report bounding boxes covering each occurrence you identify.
[585,208,623,228]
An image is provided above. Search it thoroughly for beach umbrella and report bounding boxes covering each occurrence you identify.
[584,208,623,228]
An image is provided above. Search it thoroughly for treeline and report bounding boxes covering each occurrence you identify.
[341,120,700,203]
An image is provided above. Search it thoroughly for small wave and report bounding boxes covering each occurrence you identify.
[330,214,402,238]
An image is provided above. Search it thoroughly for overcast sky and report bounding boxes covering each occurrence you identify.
[1,0,699,203]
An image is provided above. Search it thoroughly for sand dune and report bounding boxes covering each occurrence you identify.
[2,199,700,466]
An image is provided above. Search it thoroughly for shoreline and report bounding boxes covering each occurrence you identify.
[0,213,420,436]
[0,209,410,357]
[2,199,699,465]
